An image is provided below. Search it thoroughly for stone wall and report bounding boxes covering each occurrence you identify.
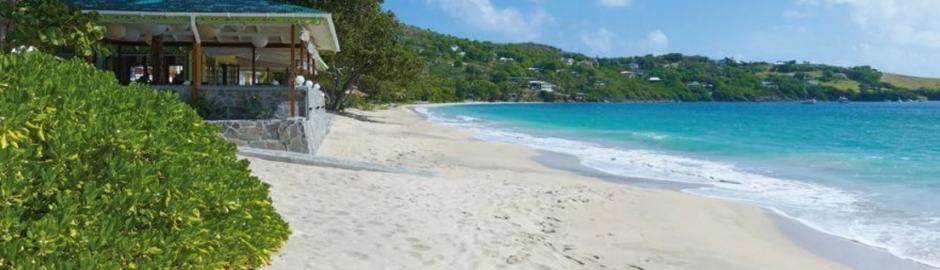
[303,86,332,154]
[154,85,332,155]
[152,85,306,120]
[209,118,310,153]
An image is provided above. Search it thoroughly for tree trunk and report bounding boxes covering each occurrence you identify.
[0,0,17,52]
[329,71,360,112]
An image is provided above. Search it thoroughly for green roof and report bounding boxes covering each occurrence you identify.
[62,0,326,14]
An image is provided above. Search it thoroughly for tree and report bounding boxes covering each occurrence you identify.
[0,0,107,55]
[278,0,422,111]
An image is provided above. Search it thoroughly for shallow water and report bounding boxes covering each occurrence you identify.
[420,102,940,268]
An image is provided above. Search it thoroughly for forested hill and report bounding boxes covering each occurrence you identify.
[389,25,940,103]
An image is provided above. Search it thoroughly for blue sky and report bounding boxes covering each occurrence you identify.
[383,0,940,78]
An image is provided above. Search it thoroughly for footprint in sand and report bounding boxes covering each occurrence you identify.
[347,251,369,260]
[412,244,431,252]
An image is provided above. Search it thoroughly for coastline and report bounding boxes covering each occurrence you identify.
[255,105,861,269]
[419,102,939,269]
[532,149,937,270]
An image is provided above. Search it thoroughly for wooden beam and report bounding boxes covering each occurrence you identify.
[151,35,164,85]
[300,41,306,78]
[251,47,256,85]
[289,24,296,118]
[104,40,304,49]
[192,42,201,100]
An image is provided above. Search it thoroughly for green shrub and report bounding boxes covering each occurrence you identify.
[0,53,290,269]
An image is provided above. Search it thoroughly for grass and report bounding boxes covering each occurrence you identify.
[820,80,861,92]
[758,70,824,78]
[881,73,940,89]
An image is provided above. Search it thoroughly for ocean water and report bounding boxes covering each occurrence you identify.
[418,102,940,268]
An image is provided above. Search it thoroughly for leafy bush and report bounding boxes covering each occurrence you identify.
[0,53,290,269]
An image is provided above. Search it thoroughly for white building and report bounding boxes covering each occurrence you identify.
[528,80,555,92]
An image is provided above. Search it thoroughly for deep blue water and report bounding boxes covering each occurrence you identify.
[420,102,940,267]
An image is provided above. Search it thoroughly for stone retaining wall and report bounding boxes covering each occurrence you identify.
[210,118,310,153]
[154,85,332,155]
[152,85,306,120]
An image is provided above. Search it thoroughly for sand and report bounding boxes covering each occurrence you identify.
[254,106,850,270]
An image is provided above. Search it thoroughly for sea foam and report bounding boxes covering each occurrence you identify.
[417,106,940,268]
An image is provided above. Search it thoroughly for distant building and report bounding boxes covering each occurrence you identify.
[499,57,515,62]
[620,71,637,79]
[686,81,713,89]
[627,62,640,70]
[561,58,575,66]
[648,77,662,82]
[761,80,779,89]
[527,67,541,71]
[450,45,460,52]
[578,60,595,66]
[833,73,849,80]
[528,80,555,92]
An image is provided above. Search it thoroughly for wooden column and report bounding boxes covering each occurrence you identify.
[116,45,124,83]
[151,35,164,84]
[191,42,201,99]
[289,24,296,117]
[251,47,256,85]
[298,43,307,77]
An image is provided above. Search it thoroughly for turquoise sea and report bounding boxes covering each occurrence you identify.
[419,102,940,268]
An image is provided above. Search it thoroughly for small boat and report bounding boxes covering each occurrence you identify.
[838,96,850,103]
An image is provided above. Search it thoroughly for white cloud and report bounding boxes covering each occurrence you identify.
[798,0,940,77]
[804,0,940,49]
[646,30,669,52]
[422,0,553,41]
[595,0,633,8]
[581,27,615,54]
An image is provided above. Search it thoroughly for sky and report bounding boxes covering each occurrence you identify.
[382,0,940,78]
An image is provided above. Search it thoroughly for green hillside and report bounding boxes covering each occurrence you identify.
[369,26,940,103]
[881,73,940,90]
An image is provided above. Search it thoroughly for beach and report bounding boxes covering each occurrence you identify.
[254,106,851,270]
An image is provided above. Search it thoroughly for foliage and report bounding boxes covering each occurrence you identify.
[0,0,108,56]
[187,95,220,120]
[276,0,422,111]
[358,25,938,103]
[0,53,289,269]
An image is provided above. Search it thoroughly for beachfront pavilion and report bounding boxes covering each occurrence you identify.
[62,0,340,118]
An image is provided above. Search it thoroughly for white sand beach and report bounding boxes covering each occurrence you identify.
[254,106,850,270]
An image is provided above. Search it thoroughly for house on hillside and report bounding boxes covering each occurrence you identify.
[761,80,779,89]
[621,71,637,79]
[451,44,460,52]
[561,57,575,66]
[499,57,515,62]
[579,60,595,66]
[528,80,555,92]
[628,62,640,70]
[648,77,662,82]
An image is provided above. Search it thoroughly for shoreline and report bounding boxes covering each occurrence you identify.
[531,149,936,270]
[258,105,886,269]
